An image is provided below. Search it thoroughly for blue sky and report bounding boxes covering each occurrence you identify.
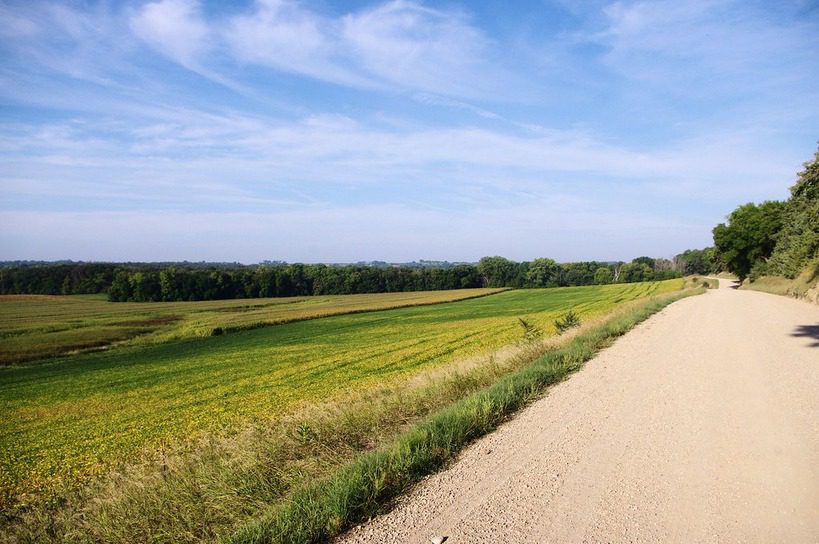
[1,0,817,263]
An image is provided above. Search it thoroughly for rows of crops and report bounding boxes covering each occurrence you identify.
[0,280,682,508]
[0,288,501,365]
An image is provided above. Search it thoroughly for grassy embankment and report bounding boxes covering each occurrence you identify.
[1,280,685,543]
[0,289,503,365]
[740,261,819,303]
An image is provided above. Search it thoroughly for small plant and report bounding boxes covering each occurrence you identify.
[295,423,316,443]
[517,318,543,342]
[554,310,581,334]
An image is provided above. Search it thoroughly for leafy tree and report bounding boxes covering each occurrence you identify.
[713,201,786,281]
[631,256,656,269]
[619,262,653,282]
[673,247,719,275]
[108,270,133,302]
[768,148,819,277]
[593,267,613,284]
[129,271,161,302]
[477,256,517,287]
[526,258,559,287]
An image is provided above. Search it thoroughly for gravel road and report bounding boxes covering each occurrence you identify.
[339,281,819,543]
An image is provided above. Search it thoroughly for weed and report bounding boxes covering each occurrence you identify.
[517,318,543,342]
[554,310,581,334]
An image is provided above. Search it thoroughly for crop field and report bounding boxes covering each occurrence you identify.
[0,288,502,365]
[0,280,682,509]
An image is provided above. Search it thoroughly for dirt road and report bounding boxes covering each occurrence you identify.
[339,282,819,543]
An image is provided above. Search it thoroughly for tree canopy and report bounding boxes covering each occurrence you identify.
[710,144,819,281]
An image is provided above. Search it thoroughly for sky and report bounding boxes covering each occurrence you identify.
[1,0,817,263]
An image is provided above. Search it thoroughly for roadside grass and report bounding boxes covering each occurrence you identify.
[0,288,503,365]
[227,287,702,544]
[740,261,819,303]
[684,276,719,290]
[2,283,692,544]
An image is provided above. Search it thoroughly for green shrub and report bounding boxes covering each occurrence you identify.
[554,311,580,334]
[517,318,543,342]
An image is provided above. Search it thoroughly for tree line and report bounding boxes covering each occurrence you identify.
[678,146,818,282]
[0,256,680,302]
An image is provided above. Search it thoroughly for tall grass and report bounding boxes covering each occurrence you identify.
[227,288,701,544]
[741,261,819,303]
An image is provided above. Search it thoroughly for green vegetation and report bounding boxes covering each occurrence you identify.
[0,280,681,517]
[553,310,581,334]
[713,201,787,281]
[0,289,501,365]
[2,281,689,543]
[740,262,819,302]
[226,288,700,544]
[767,149,819,278]
[710,146,819,284]
[684,276,719,290]
[673,247,721,276]
[2,256,681,302]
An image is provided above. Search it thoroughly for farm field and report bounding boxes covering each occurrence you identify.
[0,280,682,509]
[0,288,502,365]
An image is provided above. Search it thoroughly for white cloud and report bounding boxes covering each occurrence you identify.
[130,0,209,68]
[2,107,802,218]
[221,0,520,98]
[340,1,510,98]
[590,0,819,95]
[224,0,375,88]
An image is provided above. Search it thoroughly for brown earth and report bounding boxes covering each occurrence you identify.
[339,280,819,543]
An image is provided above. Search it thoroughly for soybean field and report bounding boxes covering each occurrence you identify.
[0,280,682,509]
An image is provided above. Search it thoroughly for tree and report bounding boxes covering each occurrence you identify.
[108,270,133,301]
[593,267,613,284]
[673,248,719,275]
[768,147,819,277]
[713,201,786,281]
[477,256,517,287]
[631,256,655,269]
[525,258,559,287]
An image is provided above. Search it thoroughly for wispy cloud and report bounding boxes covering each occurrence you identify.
[125,0,525,99]
[130,0,209,69]
[588,0,819,99]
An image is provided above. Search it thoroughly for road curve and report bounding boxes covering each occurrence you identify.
[339,282,819,543]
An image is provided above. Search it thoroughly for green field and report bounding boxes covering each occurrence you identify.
[0,280,682,509]
[0,288,502,365]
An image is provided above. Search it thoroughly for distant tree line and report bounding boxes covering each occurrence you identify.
[474,256,678,289]
[0,256,681,302]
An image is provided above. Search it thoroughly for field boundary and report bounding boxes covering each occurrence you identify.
[225,288,703,544]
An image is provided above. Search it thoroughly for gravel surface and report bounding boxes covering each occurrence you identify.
[338,281,819,543]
